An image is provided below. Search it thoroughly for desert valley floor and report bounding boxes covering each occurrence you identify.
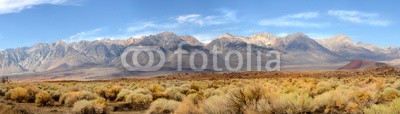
[1,66,400,114]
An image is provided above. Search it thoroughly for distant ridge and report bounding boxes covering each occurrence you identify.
[0,31,399,75]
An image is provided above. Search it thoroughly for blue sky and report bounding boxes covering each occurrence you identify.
[0,0,399,49]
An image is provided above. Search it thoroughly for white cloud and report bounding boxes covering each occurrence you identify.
[0,0,72,14]
[65,28,106,42]
[124,9,238,42]
[259,12,328,28]
[126,21,157,32]
[260,19,327,28]
[176,14,203,24]
[276,32,289,37]
[193,33,219,43]
[175,9,237,26]
[66,9,238,44]
[328,10,390,26]
[66,28,157,43]
[285,12,319,19]
[126,21,178,33]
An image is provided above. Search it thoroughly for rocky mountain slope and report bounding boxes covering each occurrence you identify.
[317,35,389,60]
[0,32,399,75]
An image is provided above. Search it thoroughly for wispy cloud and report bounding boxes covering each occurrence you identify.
[126,21,178,33]
[328,10,390,26]
[276,32,289,37]
[65,28,107,42]
[259,12,329,28]
[124,8,238,41]
[193,33,220,43]
[176,9,237,26]
[66,27,148,43]
[285,12,319,19]
[0,0,73,15]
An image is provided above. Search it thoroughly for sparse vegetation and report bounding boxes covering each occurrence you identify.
[1,67,400,113]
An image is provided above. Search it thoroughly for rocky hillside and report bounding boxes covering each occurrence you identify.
[338,60,388,70]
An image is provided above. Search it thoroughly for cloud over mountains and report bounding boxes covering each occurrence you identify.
[0,0,73,14]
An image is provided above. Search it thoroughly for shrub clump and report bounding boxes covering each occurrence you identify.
[115,89,132,102]
[200,95,230,114]
[364,98,400,114]
[163,87,185,101]
[95,85,122,101]
[59,91,96,107]
[105,85,122,101]
[35,91,54,106]
[146,98,181,114]
[379,87,400,102]
[25,86,40,103]
[315,82,334,94]
[149,84,165,99]
[226,85,266,113]
[175,94,204,113]
[72,98,107,114]
[125,93,153,111]
[6,87,28,102]
[0,88,7,96]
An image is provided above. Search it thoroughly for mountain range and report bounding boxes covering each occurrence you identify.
[0,32,399,75]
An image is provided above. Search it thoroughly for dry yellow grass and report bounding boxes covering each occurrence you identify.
[0,67,400,113]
